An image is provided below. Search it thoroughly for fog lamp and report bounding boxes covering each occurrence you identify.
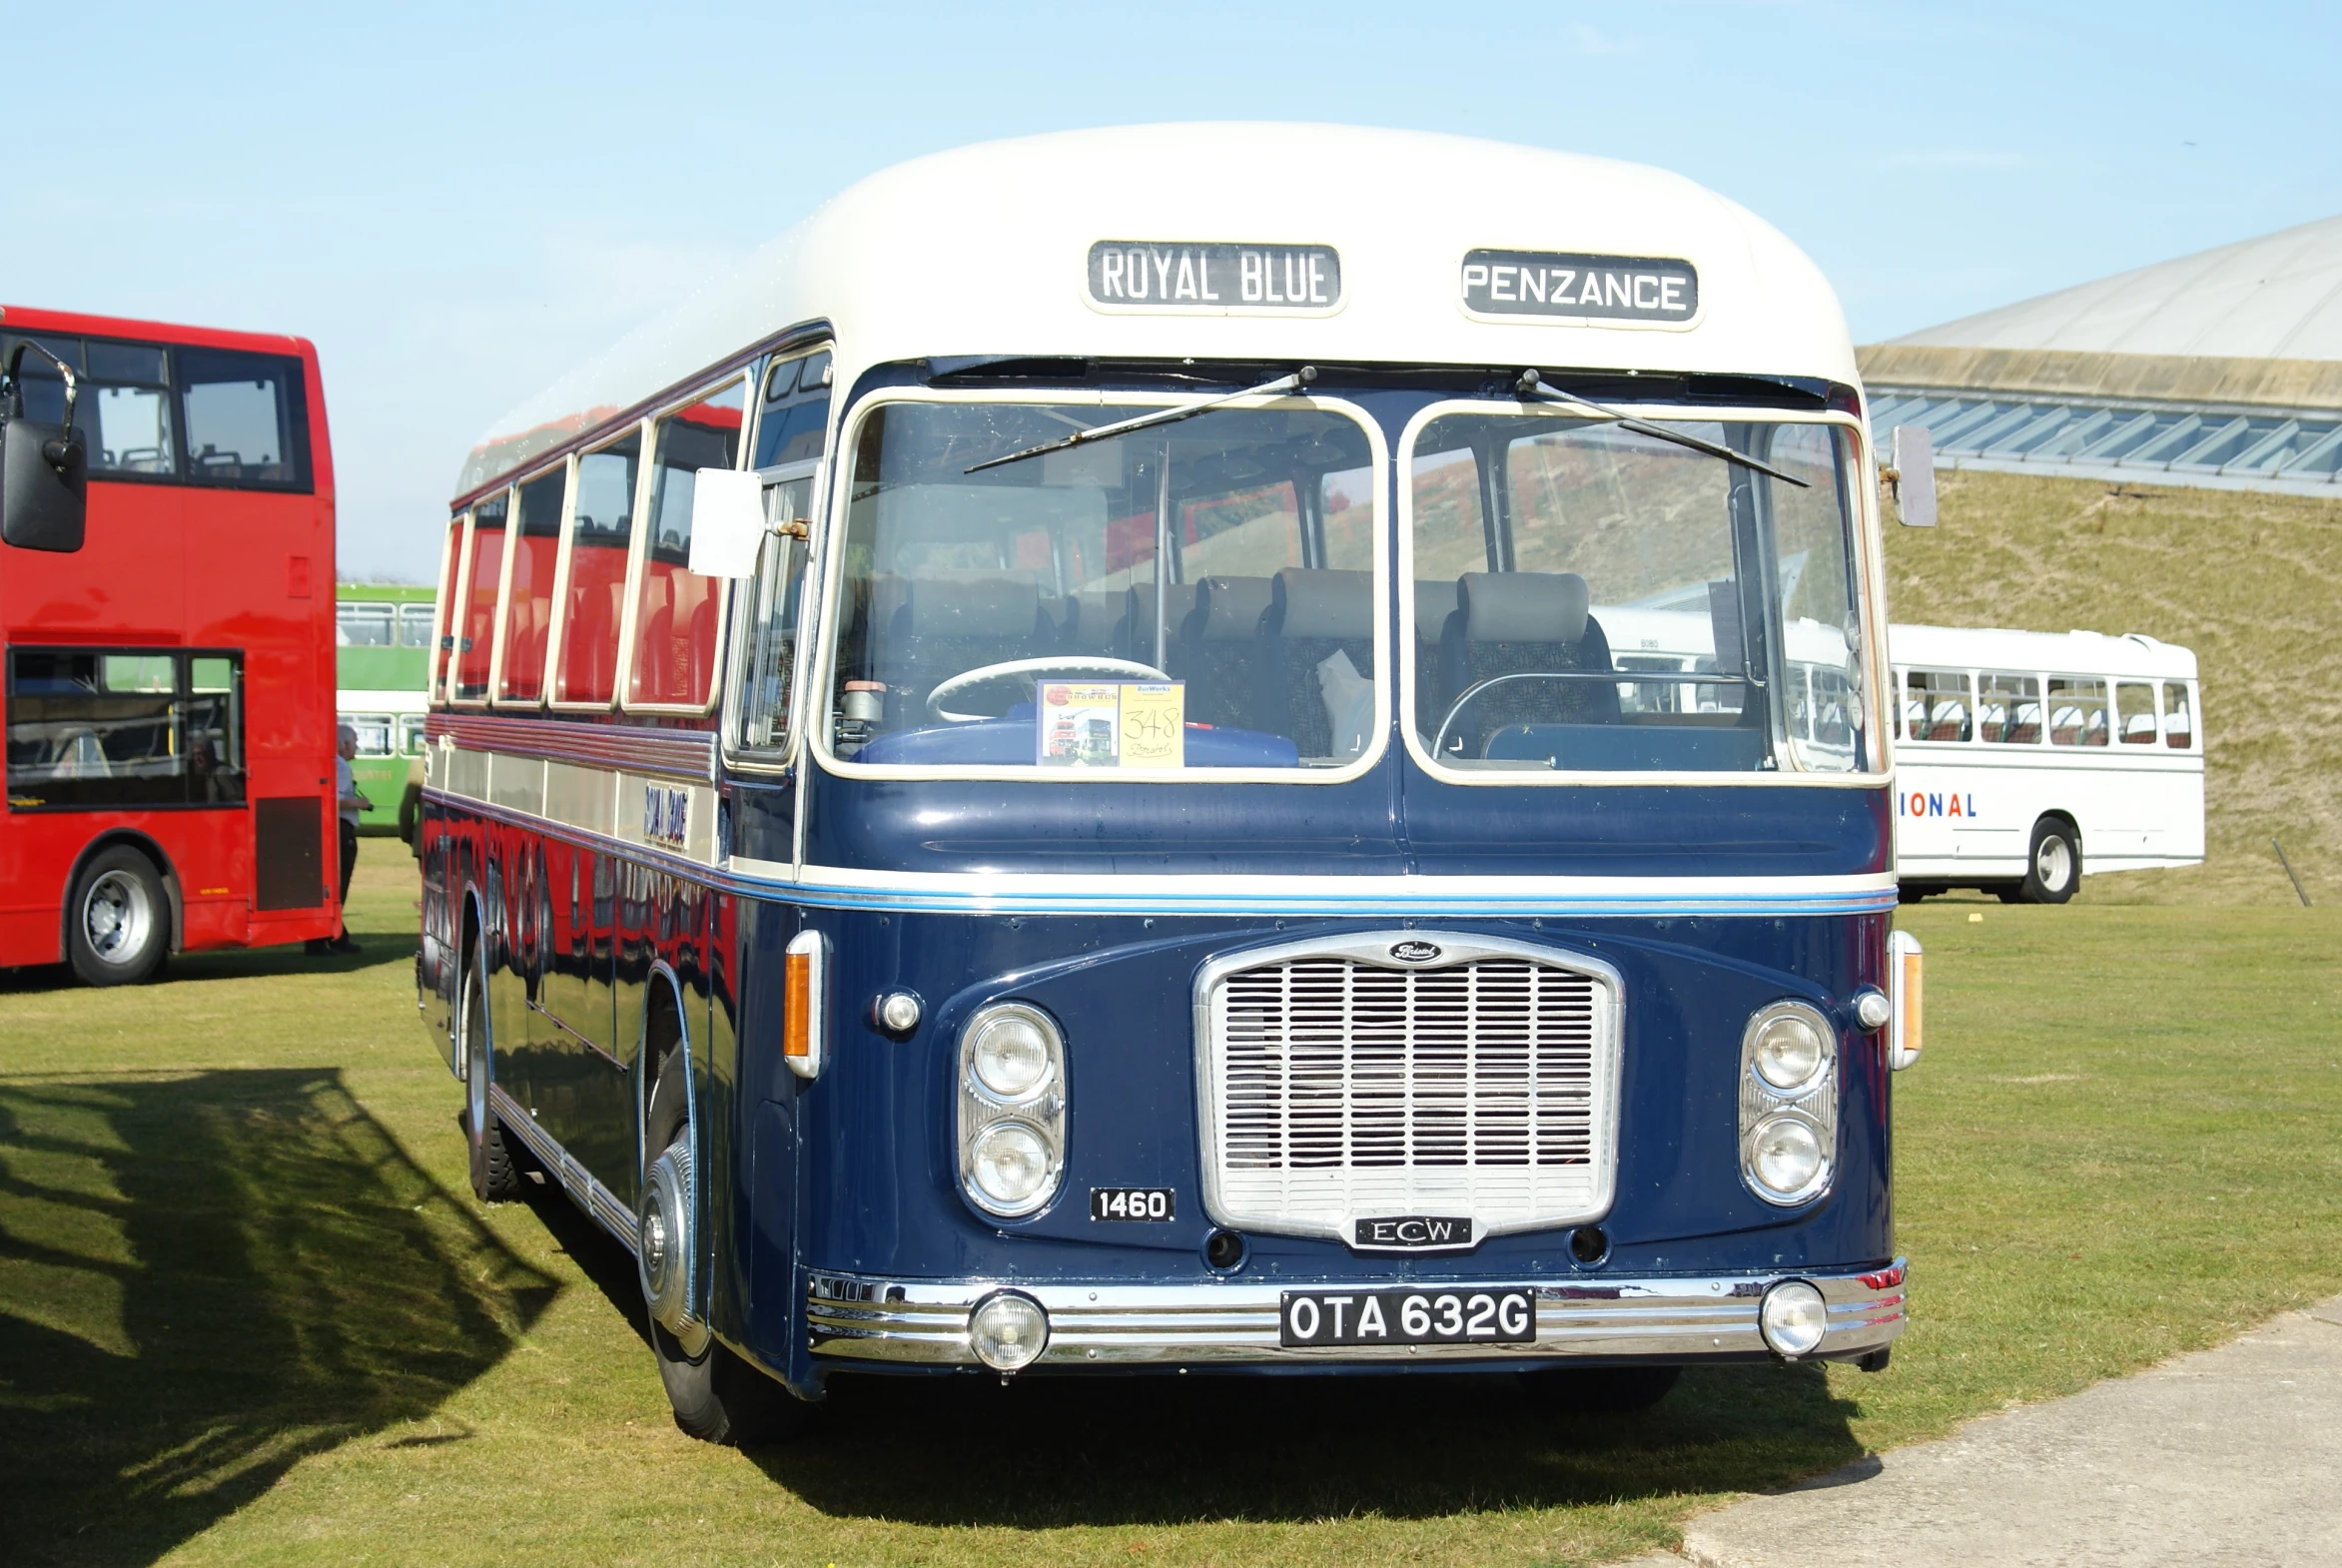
[1760,1279,1829,1359]
[970,1290,1049,1372]
[969,1120,1055,1208]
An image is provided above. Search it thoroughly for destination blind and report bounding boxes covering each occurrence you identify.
[1088,241,1341,313]
[1460,250,1699,324]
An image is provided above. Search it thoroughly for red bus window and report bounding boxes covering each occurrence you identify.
[453,492,507,701]
[555,432,640,706]
[631,384,743,708]
[432,517,464,696]
[6,648,244,808]
[497,469,567,703]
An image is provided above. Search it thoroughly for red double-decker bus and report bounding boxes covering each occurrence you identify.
[0,305,341,985]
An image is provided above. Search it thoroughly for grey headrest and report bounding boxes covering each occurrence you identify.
[1459,571,1589,644]
[905,576,1040,638]
[1414,579,1460,638]
[1273,569,1372,640]
[1191,575,1274,641]
[1128,581,1198,632]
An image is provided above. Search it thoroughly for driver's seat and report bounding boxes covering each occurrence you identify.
[1435,571,1617,756]
[878,575,1051,721]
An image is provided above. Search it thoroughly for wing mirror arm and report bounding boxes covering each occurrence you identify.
[1,341,90,552]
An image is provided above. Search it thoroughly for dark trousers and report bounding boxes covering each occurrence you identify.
[338,819,359,933]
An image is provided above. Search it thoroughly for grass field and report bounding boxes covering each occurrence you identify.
[6,842,2341,1566]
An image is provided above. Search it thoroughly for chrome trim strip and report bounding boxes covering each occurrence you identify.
[426,713,717,782]
[489,1083,641,1252]
[806,1262,1908,1366]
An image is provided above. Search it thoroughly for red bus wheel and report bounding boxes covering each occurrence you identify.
[67,847,168,987]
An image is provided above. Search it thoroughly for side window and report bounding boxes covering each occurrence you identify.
[2047,676,2109,747]
[398,714,427,755]
[1979,671,2040,744]
[85,341,175,477]
[346,713,395,755]
[338,602,392,647]
[452,493,508,702]
[5,648,245,808]
[397,601,435,648]
[2163,682,2194,749]
[432,517,465,698]
[630,381,745,709]
[2116,681,2158,745]
[735,476,816,751]
[554,431,640,705]
[752,351,832,468]
[177,348,311,489]
[1906,669,1972,742]
[497,472,565,703]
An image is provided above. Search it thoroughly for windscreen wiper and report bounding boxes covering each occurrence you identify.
[1514,370,1810,487]
[965,366,1318,474]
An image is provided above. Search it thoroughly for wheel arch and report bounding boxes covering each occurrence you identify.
[637,961,698,1181]
[59,830,183,959]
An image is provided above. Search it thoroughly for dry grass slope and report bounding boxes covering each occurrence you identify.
[1882,468,2342,906]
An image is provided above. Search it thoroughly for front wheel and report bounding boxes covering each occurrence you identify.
[461,941,524,1202]
[67,846,169,987]
[2016,818,2081,904]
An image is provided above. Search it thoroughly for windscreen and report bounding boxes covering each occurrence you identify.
[823,399,1377,772]
[1407,411,1866,774]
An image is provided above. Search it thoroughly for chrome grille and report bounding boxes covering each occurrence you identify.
[1200,934,1621,1240]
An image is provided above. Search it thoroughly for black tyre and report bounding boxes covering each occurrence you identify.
[461,939,524,1202]
[1518,1364,1682,1414]
[2015,817,2080,905]
[640,1047,811,1445]
[66,845,169,987]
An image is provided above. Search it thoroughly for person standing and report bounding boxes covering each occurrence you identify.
[309,724,368,956]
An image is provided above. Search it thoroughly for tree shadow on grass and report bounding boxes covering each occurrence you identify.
[0,1069,556,1567]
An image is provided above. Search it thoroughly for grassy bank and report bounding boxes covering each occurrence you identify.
[4,847,2339,1565]
[1884,468,2342,905]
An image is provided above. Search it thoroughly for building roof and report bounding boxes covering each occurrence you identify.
[458,124,1859,501]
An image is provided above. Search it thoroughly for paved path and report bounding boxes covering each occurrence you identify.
[1615,1295,2342,1568]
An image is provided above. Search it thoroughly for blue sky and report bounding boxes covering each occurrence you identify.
[9,1,2338,581]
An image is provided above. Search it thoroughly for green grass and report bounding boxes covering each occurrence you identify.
[6,846,2342,1565]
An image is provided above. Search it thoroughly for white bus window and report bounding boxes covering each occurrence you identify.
[344,713,394,756]
[1905,669,1971,742]
[633,381,745,709]
[1979,672,2040,744]
[397,602,436,648]
[338,602,392,647]
[736,475,815,751]
[2116,681,2158,745]
[2047,677,2109,747]
[398,714,426,755]
[2163,682,2194,748]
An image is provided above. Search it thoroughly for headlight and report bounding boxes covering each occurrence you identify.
[958,1002,1068,1218]
[1739,1000,1838,1206]
[968,1008,1057,1102]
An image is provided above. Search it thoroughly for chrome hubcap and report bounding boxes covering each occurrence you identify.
[641,1140,708,1355]
[82,870,152,964]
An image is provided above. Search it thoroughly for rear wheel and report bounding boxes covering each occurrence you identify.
[2015,818,2080,904]
[461,940,523,1202]
[1517,1364,1682,1414]
[640,1046,811,1445]
[66,846,169,987]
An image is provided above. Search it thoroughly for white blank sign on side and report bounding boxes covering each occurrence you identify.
[687,468,765,577]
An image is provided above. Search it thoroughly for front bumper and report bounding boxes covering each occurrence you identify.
[808,1260,1907,1369]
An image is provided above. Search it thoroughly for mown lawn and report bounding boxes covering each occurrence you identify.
[4,843,2340,1567]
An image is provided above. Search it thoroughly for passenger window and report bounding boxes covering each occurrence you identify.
[347,713,395,755]
[630,381,744,708]
[7,335,180,478]
[5,647,245,808]
[2163,682,2193,748]
[1906,669,1972,742]
[736,475,816,750]
[338,602,393,647]
[397,602,435,648]
[432,517,464,697]
[752,350,833,469]
[2116,681,2158,745]
[452,493,508,702]
[496,471,564,702]
[177,348,310,489]
[555,432,640,705]
[1979,672,2040,743]
[2047,676,2109,747]
[398,715,426,755]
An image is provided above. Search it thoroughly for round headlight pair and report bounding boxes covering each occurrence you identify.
[1740,1001,1838,1206]
[959,1003,1067,1218]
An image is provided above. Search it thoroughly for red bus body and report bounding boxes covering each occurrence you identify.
[1,304,340,970]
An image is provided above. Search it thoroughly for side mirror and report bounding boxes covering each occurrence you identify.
[1887,425,1937,528]
[0,342,88,552]
[686,467,768,579]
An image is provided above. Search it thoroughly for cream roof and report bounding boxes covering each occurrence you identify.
[458,123,1858,501]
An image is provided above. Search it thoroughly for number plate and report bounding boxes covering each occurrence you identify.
[1278,1287,1536,1347]
[1090,1186,1174,1221]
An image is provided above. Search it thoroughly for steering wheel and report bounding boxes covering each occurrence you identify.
[926,656,1171,722]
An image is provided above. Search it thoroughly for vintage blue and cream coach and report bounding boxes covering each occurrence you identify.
[416,124,1922,1441]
